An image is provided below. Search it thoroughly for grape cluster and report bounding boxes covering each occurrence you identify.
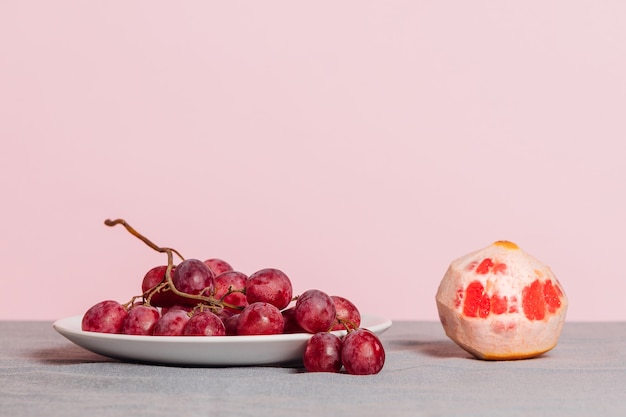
[81,219,386,375]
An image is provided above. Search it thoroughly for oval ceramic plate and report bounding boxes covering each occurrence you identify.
[53,314,392,366]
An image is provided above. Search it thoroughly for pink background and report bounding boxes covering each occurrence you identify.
[1,1,625,322]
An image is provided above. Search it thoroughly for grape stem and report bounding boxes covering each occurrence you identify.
[222,285,246,300]
[105,218,242,312]
[143,282,169,306]
[122,295,143,310]
[104,218,185,261]
[336,318,358,332]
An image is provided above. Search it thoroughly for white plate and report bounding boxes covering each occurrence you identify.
[53,314,392,366]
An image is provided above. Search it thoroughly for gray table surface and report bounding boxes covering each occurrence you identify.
[1,320,625,417]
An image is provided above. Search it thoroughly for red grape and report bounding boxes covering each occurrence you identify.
[236,302,284,335]
[82,300,128,334]
[341,329,385,375]
[172,259,215,304]
[281,307,305,334]
[303,332,343,373]
[330,295,361,331]
[183,311,226,336]
[246,268,293,309]
[294,289,336,334]
[214,271,248,313]
[223,314,240,335]
[204,258,233,276]
[220,291,247,314]
[121,304,160,335]
[141,265,185,307]
[153,309,190,336]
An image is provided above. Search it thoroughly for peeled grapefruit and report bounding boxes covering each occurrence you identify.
[435,241,568,360]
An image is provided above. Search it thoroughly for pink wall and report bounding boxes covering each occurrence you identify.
[1,1,625,322]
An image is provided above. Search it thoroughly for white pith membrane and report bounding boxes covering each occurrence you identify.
[436,241,568,360]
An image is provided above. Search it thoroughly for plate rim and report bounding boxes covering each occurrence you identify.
[53,313,392,343]
[52,313,393,366]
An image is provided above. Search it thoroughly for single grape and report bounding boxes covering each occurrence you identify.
[141,265,168,293]
[82,300,128,334]
[221,291,248,314]
[341,329,385,375]
[172,258,215,304]
[121,304,160,335]
[141,265,184,307]
[303,332,343,373]
[236,302,284,335]
[183,311,226,336]
[204,258,233,276]
[246,268,293,310]
[329,295,361,331]
[153,309,190,336]
[223,314,240,335]
[214,271,248,313]
[294,289,336,334]
[281,307,305,334]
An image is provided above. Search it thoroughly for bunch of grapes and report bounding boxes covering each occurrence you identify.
[81,219,385,375]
